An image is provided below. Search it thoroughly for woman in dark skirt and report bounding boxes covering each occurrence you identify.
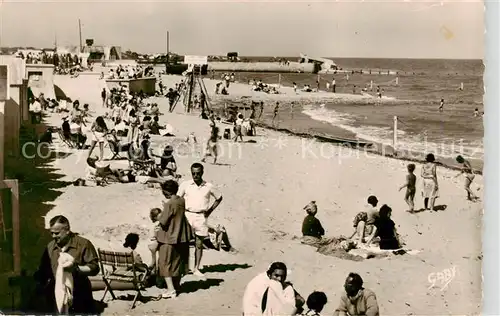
[157,180,193,299]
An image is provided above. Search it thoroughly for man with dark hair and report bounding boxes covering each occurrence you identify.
[166,88,179,112]
[334,273,379,316]
[34,215,99,313]
[178,163,223,279]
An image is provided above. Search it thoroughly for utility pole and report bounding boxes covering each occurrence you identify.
[78,19,83,53]
[166,30,170,73]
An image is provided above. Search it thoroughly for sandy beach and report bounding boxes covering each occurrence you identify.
[34,73,483,315]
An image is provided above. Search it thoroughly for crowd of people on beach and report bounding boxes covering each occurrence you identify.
[23,65,482,316]
[105,64,155,80]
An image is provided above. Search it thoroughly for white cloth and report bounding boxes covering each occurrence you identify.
[242,272,296,316]
[59,100,68,111]
[115,121,127,132]
[92,131,106,143]
[70,123,81,134]
[30,101,42,113]
[55,251,75,313]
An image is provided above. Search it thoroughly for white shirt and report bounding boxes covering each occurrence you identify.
[70,123,81,134]
[30,101,42,113]
[178,179,221,213]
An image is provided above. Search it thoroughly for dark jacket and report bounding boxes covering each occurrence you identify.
[157,196,193,244]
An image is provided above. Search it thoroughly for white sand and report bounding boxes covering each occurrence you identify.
[39,74,482,315]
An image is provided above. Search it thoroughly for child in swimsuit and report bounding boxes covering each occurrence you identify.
[399,163,417,212]
[455,155,479,201]
[148,208,162,270]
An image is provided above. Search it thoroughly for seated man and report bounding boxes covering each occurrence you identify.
[333,273,379,316]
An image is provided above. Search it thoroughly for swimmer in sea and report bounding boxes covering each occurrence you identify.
[439,98,444,112]
[272,102,280,126]
[474,108,480,117]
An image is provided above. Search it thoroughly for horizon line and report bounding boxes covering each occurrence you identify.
[0,46,483,61]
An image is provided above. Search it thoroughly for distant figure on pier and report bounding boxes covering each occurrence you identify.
[332,78,336,93]
[293,82,298,93]
[439,99,445,112]
[376,86,382,98]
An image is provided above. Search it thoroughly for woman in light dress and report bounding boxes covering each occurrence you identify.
[88,116,109,160]
[421,153,439,211]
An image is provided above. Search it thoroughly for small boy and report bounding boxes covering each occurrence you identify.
[302,291,328,316]
[399,163,417,212]
[148,208,162,270]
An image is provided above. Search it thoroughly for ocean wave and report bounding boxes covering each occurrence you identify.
[302,105,483,159]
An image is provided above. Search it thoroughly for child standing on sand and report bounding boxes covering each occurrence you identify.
[399,163,417,212]
[148,208,162,270]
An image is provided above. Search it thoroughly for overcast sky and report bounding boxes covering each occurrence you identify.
[0,0,484,59]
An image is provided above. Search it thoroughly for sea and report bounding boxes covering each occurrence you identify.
[214,58,484,160]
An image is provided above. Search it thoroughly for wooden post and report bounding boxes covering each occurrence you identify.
[2,180,20,274]
[396,77,399,85]
[370,80,373,91]
[0,100,4,181]
[393,116,398,156]
[0,65,8,181]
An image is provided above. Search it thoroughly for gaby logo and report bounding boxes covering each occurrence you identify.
[428,265,457,291]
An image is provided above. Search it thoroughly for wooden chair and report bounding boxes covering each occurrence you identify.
[97,249,148,310]
[107,138,132,160]
[57,129,74,148]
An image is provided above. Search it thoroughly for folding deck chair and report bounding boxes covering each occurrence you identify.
[97,249,148,310]
[107,138,132,160]
[57,129,75,148]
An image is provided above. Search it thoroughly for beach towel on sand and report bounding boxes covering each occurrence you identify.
[55,250,75,313]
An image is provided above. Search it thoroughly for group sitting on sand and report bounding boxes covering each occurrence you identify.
[242,261,379,316]
[301,196,403,258]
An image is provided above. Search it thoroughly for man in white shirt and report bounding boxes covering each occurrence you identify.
[178,163,223,279]
[30,98,42,124]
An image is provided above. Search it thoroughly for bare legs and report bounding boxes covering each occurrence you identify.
[194,236,204,272]
[88,141,105,160]
[424,197,436,211]
[404,190,415,212]
[465,177,478,200]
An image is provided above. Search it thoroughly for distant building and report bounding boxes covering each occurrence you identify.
[83,45,122,61]
[299,53,338,72]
